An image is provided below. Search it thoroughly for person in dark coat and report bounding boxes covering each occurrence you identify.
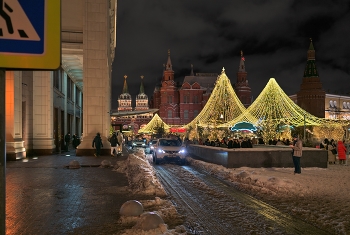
[92,133,103,157]
[109,133,119,157]
[227,138,234,149]
[64,132,71,151]
[232,139,240,148]
[72,134,79,149]
[204,139,210,146]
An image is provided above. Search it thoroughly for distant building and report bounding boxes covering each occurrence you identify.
[290,93,350,121]
[112,76,153,134]
[290,40,350,120]
[296,39,326,118]
[150,50,252,125]
[234,51,252,107]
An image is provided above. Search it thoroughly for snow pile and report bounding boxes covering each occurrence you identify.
[187,157,350,234]
[116,150,186,234]
[119,197,187,235]
[187,157,303,196]
[113,150,166,196]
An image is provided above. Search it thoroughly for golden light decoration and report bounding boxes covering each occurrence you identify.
[138,114,170,134]
[220,78,349,128]
[184,68,247,129]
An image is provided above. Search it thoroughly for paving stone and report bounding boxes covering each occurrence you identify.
[5,149,135,235]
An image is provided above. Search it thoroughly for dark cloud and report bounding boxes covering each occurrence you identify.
[112,0,350,109]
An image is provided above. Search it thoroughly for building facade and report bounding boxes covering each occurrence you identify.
[5,0,117,159]
[112,76,153,134]
[151,50,252,125]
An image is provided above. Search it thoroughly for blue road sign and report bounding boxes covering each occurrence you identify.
[0,0,60,69]
[0,0,45,54]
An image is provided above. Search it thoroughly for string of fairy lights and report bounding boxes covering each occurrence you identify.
[138,114,170,133]
[138,70,348,135]
[220,78,349,128]
[184,68,247,129]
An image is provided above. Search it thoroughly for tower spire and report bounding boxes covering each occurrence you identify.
[122,75,129,94]
[239,50,246,72]
[139,75,145,94]
[304,38,318,77]
[166,49,173,71]
[190,64,194,76]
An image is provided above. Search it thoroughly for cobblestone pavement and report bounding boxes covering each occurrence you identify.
[5,148,137,235]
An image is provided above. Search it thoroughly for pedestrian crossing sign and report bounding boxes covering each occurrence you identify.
[0,0,60,70]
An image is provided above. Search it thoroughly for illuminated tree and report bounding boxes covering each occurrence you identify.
[184,68,247,129]
[313,125,345,141]
[138,114,170,134]
[220,78,349,128]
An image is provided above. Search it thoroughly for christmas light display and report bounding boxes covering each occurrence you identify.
[138,114,170,134]
[184,68,247,129]
[220,78,349,128]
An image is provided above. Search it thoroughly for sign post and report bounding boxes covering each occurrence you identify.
[0,0,61,233]
[0,69,5,235]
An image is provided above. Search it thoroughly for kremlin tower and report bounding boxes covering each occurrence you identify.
[297,39,325,118]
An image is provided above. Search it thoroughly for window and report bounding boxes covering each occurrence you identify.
[75,87,80,104]
[193,96,198,103]
[184,95,190,103]
[67,77,72,99]
[184,110,189,119]
[53,70,60,90]
[167,96,172,103]
[168,110,172,118]
[194,110,198,117]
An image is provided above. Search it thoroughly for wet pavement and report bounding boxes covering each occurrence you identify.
[5,148,133,235]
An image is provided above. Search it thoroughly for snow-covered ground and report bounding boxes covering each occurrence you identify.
[114,149,350,234]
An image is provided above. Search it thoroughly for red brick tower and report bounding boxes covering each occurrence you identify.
[297,39,325,118]
[234,51,252,107]
[159,50,180,125]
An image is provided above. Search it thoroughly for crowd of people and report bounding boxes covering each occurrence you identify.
[319,138,348,165]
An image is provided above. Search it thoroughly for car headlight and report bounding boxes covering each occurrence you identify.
[150,146,154,149]
[132,143,136,146]
[142,143,146,146]
[158,149,165,153]
[179,149,186,154]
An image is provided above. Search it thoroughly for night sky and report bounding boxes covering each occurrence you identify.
[111,0,350,110]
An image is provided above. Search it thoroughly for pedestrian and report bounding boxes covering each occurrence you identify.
[72,134,78,149]
[290,135,302,174]
[337,140,347,165]
[227,138,233,149]
[117,131,124,154]
[92,133,103,157]
[109,133,119,157]
[327,140,336,164]
[64,132,71,152]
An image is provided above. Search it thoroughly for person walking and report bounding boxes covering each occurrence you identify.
[290,135,302,174]
[109,133,119,157]
[92,133,103,157]
[117,131,124,154]
[64,132,71,152]
[337,140,347,165]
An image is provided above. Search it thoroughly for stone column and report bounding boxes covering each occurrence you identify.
[5,71,26,160]
[76,0,112,156]
[31,71,55,155]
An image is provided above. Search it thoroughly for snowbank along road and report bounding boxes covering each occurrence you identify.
[154,164,330,235]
